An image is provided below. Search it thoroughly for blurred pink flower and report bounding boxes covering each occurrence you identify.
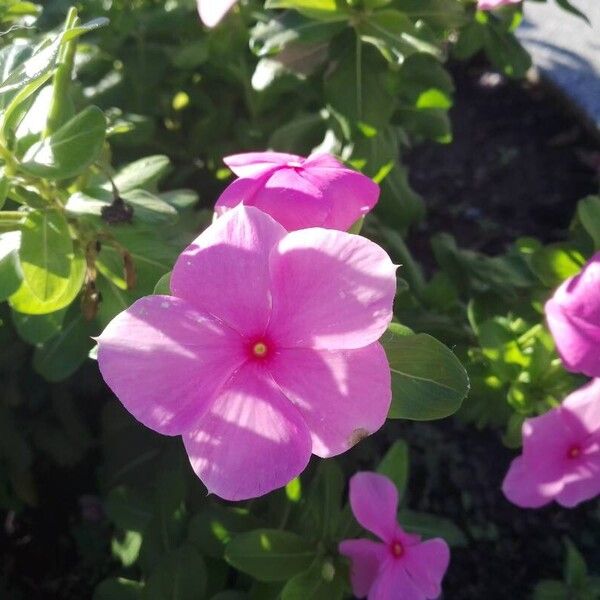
[545,252,600,378]
[197,0,238,27]
[215,152,380,232]
[502,379,600,508]
[97,206,395,501]
[477,0,521,10]
[339,472,450,600]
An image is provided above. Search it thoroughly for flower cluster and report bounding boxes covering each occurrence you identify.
[503,254,600,508]
[97,152,395,501]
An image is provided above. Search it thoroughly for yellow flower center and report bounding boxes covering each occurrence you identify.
[252,342,268,358]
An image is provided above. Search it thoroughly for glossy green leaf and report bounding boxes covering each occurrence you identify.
[577,195,600,250]
[153,271,172,295]
[530,244,584,287]
[382,329,469,420]
[11,309,66,344]
[265,0,349,21]
[93,578,143,600]
[145,545,207,600]
[18,209,73,303]
[0,231,22,301]
[226,530,315,582]
[10,246,85,315]
[108,155,171,194]
[377,440,409,497]
[20,106,106,180]
[281,558,344,600]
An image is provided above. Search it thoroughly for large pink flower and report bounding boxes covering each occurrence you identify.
[339,472,450,600]
[545,252,600,378]
[97,206,395,501]
[197,0,238,27]
[477,0,521,9]
[502,379,600,508]
[215,152,380,232]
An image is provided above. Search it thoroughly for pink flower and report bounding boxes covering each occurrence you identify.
[339,472,450,600]
[97,206,395,501]
[215,152,380,232]
[545,252,600,378]
[502,379,600,508]
[197,0,238,27]
[477,0,521,10]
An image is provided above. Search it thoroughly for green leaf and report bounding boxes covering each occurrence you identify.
[18,209,73,303]
[530,244,584,287]
[564,538,588,589]
[145,545,207,600]
[10,245,84,315]
[109,155,171,194]
[112,530,143,568]
[153,271,172,295]
[93,578,143,600]
[377,440,409,497]
[265,0,350,21]
[226,530,315,582]
[32,306,95,381]
[11,309,66,344]
[382,329,469,420]
[483,23,531,79]
[533,580,569,600]
[281,558,345,600]
[20,106,106,180]
[393,0,467,29]
[398,510,467,546]
[0,231,22,301]
[105,486,153,533]
[577,196,600,250]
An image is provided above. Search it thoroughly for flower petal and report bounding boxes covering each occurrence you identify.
[402,539,450,599]
[349,472,399,542]
[501,456,561,508]
[268,228,396,349]
[224,151,302,178]
[562,378,600,434]
[214,176,268,213]
[268,344,391,457]
[183,362,312,501]
[338,539,385,598]
[97,295,245,436]
[171,205,286,337]
[197,0,238,27]
[555,451,600,508]
[368,561,423,600]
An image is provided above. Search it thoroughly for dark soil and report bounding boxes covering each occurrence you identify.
[407,60,600,259]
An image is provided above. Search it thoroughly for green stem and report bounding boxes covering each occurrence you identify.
[43,7,79,137]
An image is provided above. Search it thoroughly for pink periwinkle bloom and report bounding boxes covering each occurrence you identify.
[97,206,396,501]
[545,252,600,378]
[339,472,450,600]
[197,0,238,27]
[215,152,380,232]
[502,379,600,508]
[477,0,521,10]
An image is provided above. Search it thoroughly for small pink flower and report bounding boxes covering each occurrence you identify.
[545,252,600,378]
[97,206,395,501]
[477,0,521,10]
[215,152,380,232]
[502,379,600,508]
[339,472,450,600]
[197,0,238,27]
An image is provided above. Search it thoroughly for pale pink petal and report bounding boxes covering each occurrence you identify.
[214,176,268,213]
[368,561,423,600]
[268,228,396,349]
[171,206,286,337]
[402,539,450,599]
[555,451,600,507]
[562,378,600,434]
[97,295,245,436]
[183,362,312,501]
[197,0,238,27]
[349,472,399,543]
[477,0,520,9]
[224,152,302,178]
[502,456,565,508]
[303,167,380,231]
[338,539,385,598]
[545,253,600,378]
[268,344,391,457]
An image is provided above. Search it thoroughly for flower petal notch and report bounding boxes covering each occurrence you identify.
[545,252,600,378]
[339,472,450,600]
[97,206,396,500]
[215,151,380,232]
[502,379,600,508]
